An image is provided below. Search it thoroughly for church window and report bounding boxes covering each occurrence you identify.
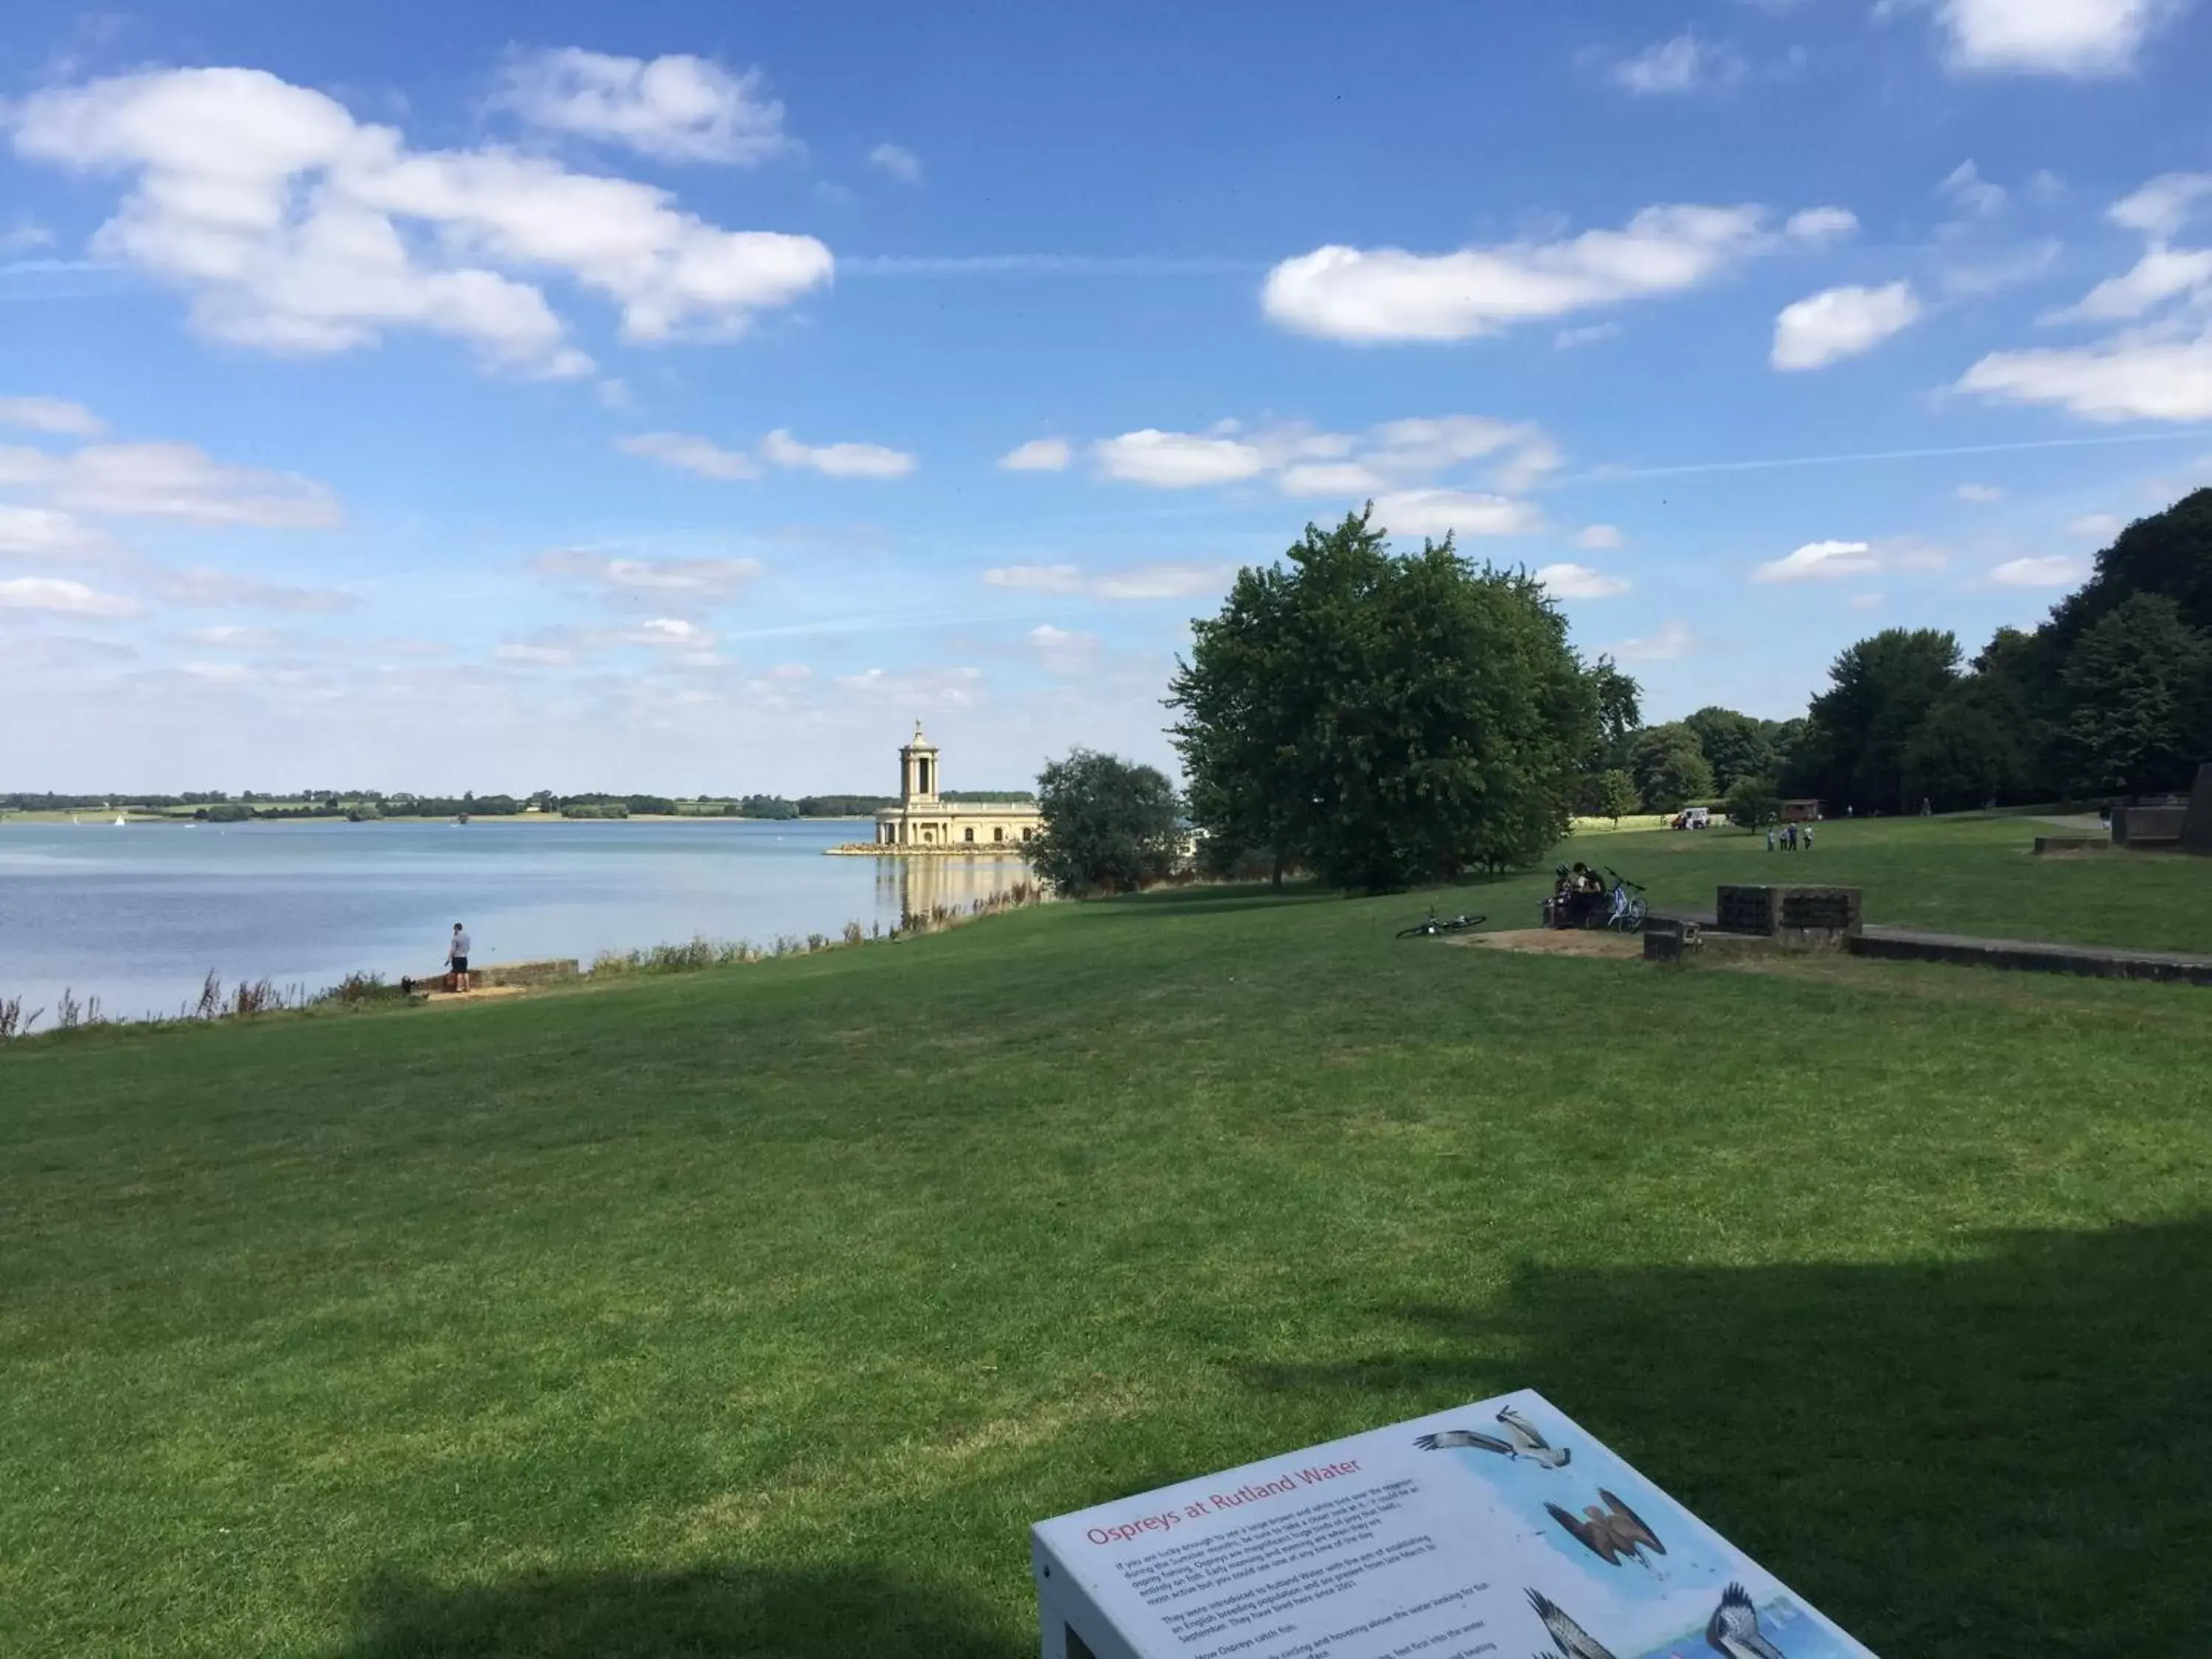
[964,827,975,843]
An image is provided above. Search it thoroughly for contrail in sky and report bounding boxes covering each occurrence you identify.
[1559,430,2202,485]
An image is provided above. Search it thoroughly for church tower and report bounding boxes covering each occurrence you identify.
[900,722,940,807]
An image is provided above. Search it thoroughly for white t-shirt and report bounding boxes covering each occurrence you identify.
[451,931,471,959]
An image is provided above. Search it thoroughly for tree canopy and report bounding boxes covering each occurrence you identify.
[1169,508,1614,889]
[1030,749,1182,897]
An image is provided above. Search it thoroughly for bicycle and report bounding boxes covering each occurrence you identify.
[1600,868,1648,933]
[1397,910,1488,939]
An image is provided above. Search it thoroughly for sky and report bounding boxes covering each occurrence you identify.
[4,0,2211,796]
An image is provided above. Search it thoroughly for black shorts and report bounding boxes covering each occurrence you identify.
[451,957,468,973]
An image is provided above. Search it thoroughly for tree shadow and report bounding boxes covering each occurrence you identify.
[1236,1217,2212,1658]
[325,1562,1023,1659]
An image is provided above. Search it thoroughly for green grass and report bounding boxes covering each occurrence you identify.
[3,818,2209,1658]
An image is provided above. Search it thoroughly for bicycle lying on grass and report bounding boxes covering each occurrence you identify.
[1397,911,1487,939]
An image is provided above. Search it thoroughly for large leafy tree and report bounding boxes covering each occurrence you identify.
[1169,508,1611,890]
[1797,628,1962,812]
[1681,706,1778,794]
[1030,750,1183,897]
[1629,723,1715,812]
[2057,594,2212,796]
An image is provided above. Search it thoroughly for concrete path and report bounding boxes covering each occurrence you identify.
[1851,925,2212,986]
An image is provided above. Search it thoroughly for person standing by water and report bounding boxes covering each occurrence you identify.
[447,922,472,992]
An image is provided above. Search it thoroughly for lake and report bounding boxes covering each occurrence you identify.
[0,818,1031,1020]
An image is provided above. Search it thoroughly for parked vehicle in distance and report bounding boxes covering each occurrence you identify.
[1671,807,1711,830]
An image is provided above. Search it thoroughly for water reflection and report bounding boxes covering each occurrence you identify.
[874,855,1034,923]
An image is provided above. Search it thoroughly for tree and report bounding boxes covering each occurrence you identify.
[1724,775,1781,829]
[1629,723,1714,813]
[1900,666,2040,813]
[2057,594,2212,796]
[1798,628,1961,812]
[1592,769,1638,825]
[1031,749,1183,896]
[2047,487,2212,644]
[1682,706,1776,794]
[1169,508,1613,891]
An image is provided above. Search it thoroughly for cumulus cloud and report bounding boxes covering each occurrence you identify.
[148,568,356,611]
[0,574,141,616]
[2110,172,2212,239]
[868,143,923,184]
[1373,490,1543,539]
[835,664,984,706]
[1262,203,1851,342]
[1771,282,1923,370]
[0,442,341,526]
[998,437,1071,472]
[761,428,916,479]
[493,48,795,164]
[532,549,765,602]
[1989,554,2088,586]
[2042,246,2212,324]
[618,616,713,648]
[1910,0,2182,77]
[981,561,1226,602]
[5,67,832,375]
[615,431,760,479]
[1535,563,1631,599]
[1956,327,2212,421]
[0,504,115,557]
[1573,524,1627,551]
[0,395,104,436]
[1613,620,1695,662]
[1092,429,1270,487]
[1610,32,1746,94]
[1752,538,1881,582]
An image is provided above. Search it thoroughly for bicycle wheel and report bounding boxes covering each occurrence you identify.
[1625,895,1648,931]
[1396,923,1438,939]
[1440,914,1486,932]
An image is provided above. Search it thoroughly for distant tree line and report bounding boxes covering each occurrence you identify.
[1585,487,2212,818]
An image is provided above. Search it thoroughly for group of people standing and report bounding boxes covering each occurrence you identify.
[1764,823,1813,852]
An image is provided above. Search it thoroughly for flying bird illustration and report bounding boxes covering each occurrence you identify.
[1543,1489,1666,1569]
[1496,1405,1572,1468]
[1415,1406,1571,1467]
[1525,1587,1617,1659]
[1705,1583,1788,1659]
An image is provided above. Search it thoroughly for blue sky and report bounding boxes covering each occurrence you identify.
[4,0,2211,794]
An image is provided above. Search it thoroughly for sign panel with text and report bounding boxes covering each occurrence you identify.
[1031,1388,1877,1659]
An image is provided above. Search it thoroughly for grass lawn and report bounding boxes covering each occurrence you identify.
[2,818,2208,1658]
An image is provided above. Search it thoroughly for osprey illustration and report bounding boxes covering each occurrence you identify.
[1705,1583,1789,1658]
[1525,1587,1617,1659]
[1414,1405,1571,1468]
[1543,1489,1666,1568]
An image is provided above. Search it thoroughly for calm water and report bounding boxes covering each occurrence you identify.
[0,818,1029,1020]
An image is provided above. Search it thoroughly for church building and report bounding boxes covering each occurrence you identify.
[871,724,1042,851]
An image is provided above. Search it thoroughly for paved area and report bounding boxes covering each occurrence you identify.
[1852,926,2212,985]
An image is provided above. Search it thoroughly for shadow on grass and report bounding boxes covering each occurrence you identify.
[327,1562,1022,1659]
[1239,1217,2211,1658]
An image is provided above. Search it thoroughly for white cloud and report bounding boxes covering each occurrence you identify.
[998,437,1071,473]
[761,428,916,479]
[1956,326,2212,421]
[1784,207,1860,243]
[2043,246,2212,323]
[1916,0,2181,76]
[1554,322,1623,349]
[0,442,341,526]
[1279,461,1389,497]
[1614,620,1694,661]
[0,574,141,616]
[835,664,984,706]
[0,395,104,436]
[1374,489,1543,539]
[496,642,577,667]
[181,660,249,682]
[1027,622,1099,674]
[618,616,713,648]
[1939,240,2062,296]
[6,68,832,375]
[2111,172,2212,239]
[595,378,635,412]
[868,143,923,184]
[1262,202,1851,341]
[1955,482,2003,503]
[1573,524,1627,550]
[0,504,114,557]
[532,549,764,600]
[1848,591,1884,610]
[982,561,1225,602]
[615,431,761,480]
[1772,282,1923,370]
[184,624,279,647]
[1989,554,2088,585]
[1938,159,2007,217]
[1092,429,1269,487]
[1535,563,1631,599]
[493,48,794,164]
[2067,512,2124,538]
[149,568,355,611]
[1752,538,1879,582]
[1610,32,1745,94]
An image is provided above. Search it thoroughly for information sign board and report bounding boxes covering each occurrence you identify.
[1032,1388,1876,1659]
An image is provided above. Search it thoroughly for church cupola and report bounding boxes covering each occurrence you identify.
[900,721,940,805]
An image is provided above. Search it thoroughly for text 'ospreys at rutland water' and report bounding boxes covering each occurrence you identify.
[1084,1462,1365,1545]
